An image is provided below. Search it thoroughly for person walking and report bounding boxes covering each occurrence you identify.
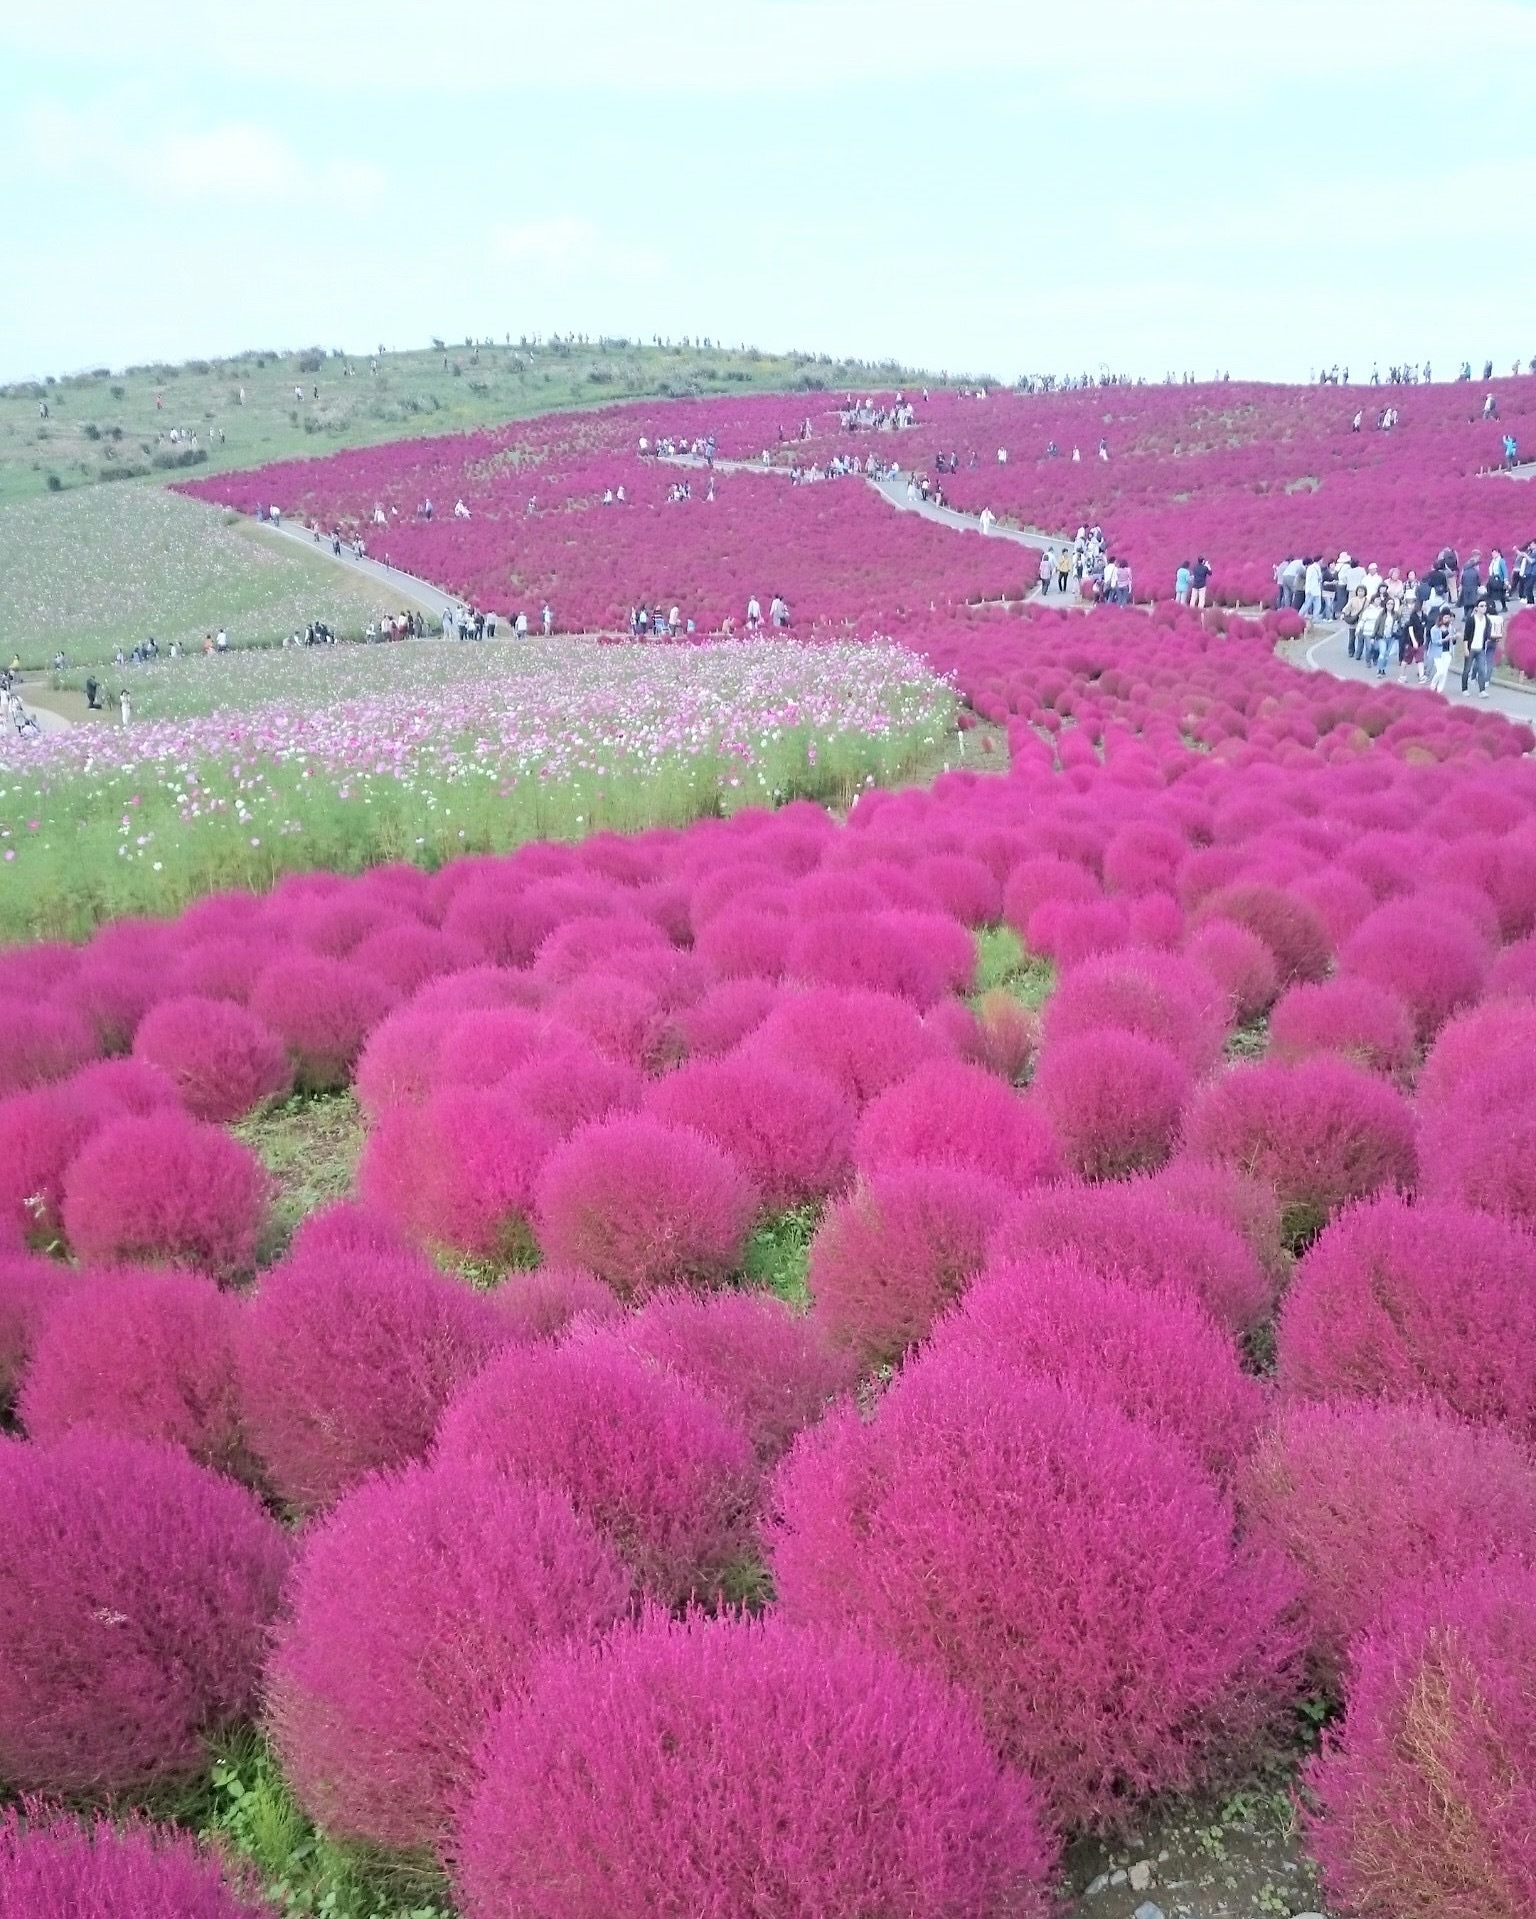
[1056,548,1072,594]
[1463,595,1495,695]
[1039,549,1055,595]
[1429,611,1456,692]
[1302,557,1324,620]
[542,603,553,636]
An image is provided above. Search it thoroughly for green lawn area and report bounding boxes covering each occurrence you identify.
[0,485,413,670]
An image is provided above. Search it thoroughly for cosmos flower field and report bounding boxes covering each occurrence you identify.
[1,382,1534,1919]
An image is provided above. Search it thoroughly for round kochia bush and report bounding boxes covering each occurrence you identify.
[131,994,292,1122]
[17,1267,249,1477]
[453,1611,1055,1919]
[1031,1029,1191,1180]
[238,1247,514,1511]
[1274,1196,1536,1439]
[853,1058,1063,1187]
[0,1431,289,1796]
[931,1258,1266,1479]
[1238,1399,1536,1681]
[770,1353,1304,1833]
[436,1337,760,1603]
[534,1116,758,1300]
[1042,947,1228,1071]
[1183,1054,1418,1239]
[0,1808,264,1919]
[249,954,397,1091]
[1305,1561,1536,1919]
[0,1254,78,1411]
[60,1111,270,1280]
[266,1458,632,1852]
[808,1163,1015,1365]
[1266,975,1416,1077]
[643,1056,854,1211]
[748,985,942,1105]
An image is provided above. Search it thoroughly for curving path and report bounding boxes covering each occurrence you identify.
[256,516,466,625]
[1298,618,1536,722]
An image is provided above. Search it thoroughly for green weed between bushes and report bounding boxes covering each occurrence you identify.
[973,924,1056,1008]
[232,1092,367,1266]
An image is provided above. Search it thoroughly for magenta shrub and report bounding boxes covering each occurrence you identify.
[0,1808,263,1918]
[454,1612,1056,1919]
[18,1268,249,1477]
[1143,1156,1289,1287]
[1414,998,1536,1109]
[749,986,943,1105]
[1275,1196,1536,1439]
[644,1056,854,1211]
[1267,975,1416,1077]
[0,1000,95,1097]
[853,1058,1063,1188]
[0,1431,289,1794]
[0,1083,106,1248]
[990,1179,1272,1334]
[285,1199,409,1264]
[1186,918,1280,1021]
[249,954,397,1090]
[603,1288,858,1460]
[60,1112,270,1280]
[0,1255,78,1411]
[785,912,962,1009]
[349,1006,455,1118]
[1195,880,1332,985]
[358,1086,554,1263]
[533,1116,758,1300]
[1183,1055,1418,1237]
[494,1043,643,1138]
[673,977,780,1057]
[435,1338,759,1602]
[266,1458,631,1850]
[1338,900,1489,1040]
[490,1265,622,1341]
[238,1247,514,1510]
[808,1164,1015,1365]
[1042,948,1228,1072]
[1238,1398,1536,1681]
[771,1355,1303,1832]
[931,1257,1265,1478]
[132,994,293,1122]
[1031,1030,1191,1180]
[1305,1561,1536,1919]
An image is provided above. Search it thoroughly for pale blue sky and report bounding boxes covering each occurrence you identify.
[3,0,1533,384]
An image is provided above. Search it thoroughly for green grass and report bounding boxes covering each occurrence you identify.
[232,1092,366,1265]
[741,1204,822,1308]
[0,337,931,509]
[0,486,413,672]
[972,924,1056,1007]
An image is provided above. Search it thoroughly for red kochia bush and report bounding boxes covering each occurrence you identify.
[602,1289,858,1461]
[644,1056,854,1211]
[932,1258,1266,1479]
[454,1613,1055,1919]
[1042,948,1228,1072]
[238,1248,514,1511]
[249,954,397,1091]
[1183,1055,1418,1237]
[0,1808,264,1918]
[1196,881,1333,985]
[785,912,964,1010]
[358,1087,554,1263]
[1031,1030,1191,1180]
[990,1179,1272,1335]
[1338,900,1489,1040]
[435,1338,759,1603]
[266,1459,632,1851]
[808,1164,1015,1365]
[18,1268,249,1477]
[1305,1561,1536,1919]
[1275,1196,1536,1439]
[1186,918,1280,1021]
[853,1059,1063,1188]
[1145,1157,1289,1287]
[1238,1399,1536,1681]
[0,1000,95,1096]
[132,995,293,1122]
[770,1355,1303,1833]
[533,1116,757,1300]
[1266,975,1416,1077]
[749,986,943,1105]
[0,1431,289,1795]
[0,1084,105,1248]
[60,1112,270,1281]
[490,1264,622,1341]
[0,1256,78,1411]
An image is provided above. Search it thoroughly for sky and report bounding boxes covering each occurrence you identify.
[3,0,1534,386]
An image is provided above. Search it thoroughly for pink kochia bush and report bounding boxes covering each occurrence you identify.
[0,1808,264,1919]
[0,1255,78,1410]
[266,1458,631,1852]
[1338,900,1489,1041]
[1274,1196,1536,1440]
[1266,976,1416,1078]
[771,1352,1303,1833]
[644,1057,854,1211]
[808,1163,1015,1365]
[533,1116,758,1300]
[599,1288,858,1461]
[748,986,942,1106]
[1030,1030,1191,1180]
[453,1612,1056,1919]
[990,1179,1272,1335]
[0,1431,289,1796]
[1183,1055,1418,1239]
[249,954,397,1091]
[17,1267,249,1477]
[237,1247,513,1511]
[1305,1561,1536,1919]
[60,1112,270,1281]
[131,994,292,1122]
[931,1258,1266,1480]
[0,999,95,1097]
[436,1338,759,1603]
[853,1058,1063,1188]
[1041,948,1228,1072]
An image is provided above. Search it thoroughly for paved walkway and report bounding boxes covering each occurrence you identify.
[257,516,464,624]
[1297,618,1536,723]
